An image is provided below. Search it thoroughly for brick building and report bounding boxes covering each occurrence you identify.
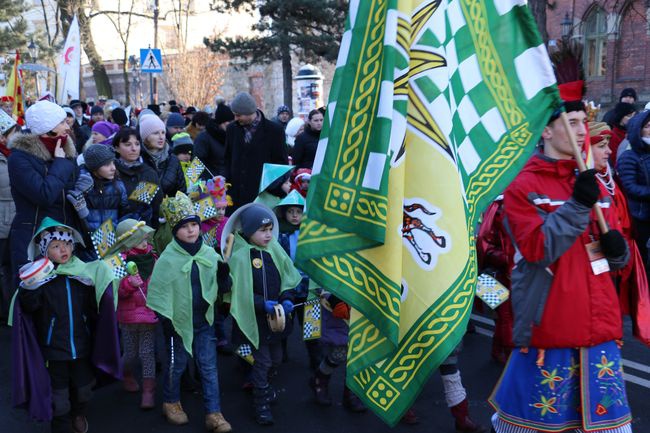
[546,0,650,111]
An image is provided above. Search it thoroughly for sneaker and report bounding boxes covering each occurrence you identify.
[71,415,89,433]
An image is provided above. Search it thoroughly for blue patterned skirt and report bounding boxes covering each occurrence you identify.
[489,340,632,432]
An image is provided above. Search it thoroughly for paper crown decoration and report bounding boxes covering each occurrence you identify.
[207,176,232,206]
[162,191,199,229]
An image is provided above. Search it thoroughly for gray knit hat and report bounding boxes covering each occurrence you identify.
[84,144,115,171]
[240,205,274,237]
[230,92,257,115]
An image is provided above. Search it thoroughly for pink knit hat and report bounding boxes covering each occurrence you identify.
[138,114,165,143]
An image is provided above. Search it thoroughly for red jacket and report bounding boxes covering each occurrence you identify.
[117,246,158,325]
[504,153,627,348]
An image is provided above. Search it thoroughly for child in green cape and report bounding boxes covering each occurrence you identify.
[18,217,117,433]
[226,202,302,425]
[146,192,232,433]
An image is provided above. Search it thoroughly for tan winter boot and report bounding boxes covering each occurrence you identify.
[162,402,189,425]
[205,412,232,432]
[140,378,156,410]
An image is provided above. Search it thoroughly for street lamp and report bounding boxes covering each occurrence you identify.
[561,12,573,42]
[27,38,40,96]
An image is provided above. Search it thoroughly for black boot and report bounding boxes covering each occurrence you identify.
[309,370,332,406]
[253,386,274,425]
[342,386,367,413]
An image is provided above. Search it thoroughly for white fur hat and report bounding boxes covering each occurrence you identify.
[25,101,66,135]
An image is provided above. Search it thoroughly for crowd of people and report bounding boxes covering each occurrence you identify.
[0,81,648,433]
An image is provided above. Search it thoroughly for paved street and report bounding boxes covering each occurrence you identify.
[1,314,648,433]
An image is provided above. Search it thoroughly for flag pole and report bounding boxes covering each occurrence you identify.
[559,111,609,233]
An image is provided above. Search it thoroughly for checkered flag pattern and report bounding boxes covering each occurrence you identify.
[303,300,322,340]
[185,158,206,184]
[91,219,116,259]
[476,273,509,309]
[236,344,254,365]
[202,227,217,249]
[194,197,217,221]
[129,181,160,205]
[104,253,127,279]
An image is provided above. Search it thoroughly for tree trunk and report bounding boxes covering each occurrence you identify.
[528,0,549,44]
[280,39,293,112]
[76,9,113,98]
[122,47,130,105]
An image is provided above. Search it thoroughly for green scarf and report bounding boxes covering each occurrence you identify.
[228,233,302,349]
[146,239,221,353]
[56,256,118,308]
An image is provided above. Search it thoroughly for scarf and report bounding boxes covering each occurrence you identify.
[125,244,156,280]
[38,135,68,157]
[143,142,170,168]
[118,156,143,168]
[0,142,10,158]
[227,233,302,348]
[146,238,221,353]
[243,111,261,144]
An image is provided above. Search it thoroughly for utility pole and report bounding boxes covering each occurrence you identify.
[153,0,159,104]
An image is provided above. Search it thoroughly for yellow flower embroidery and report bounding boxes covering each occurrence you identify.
[595,355,615,379]
[540,368,563,390]
[533,395,558,416]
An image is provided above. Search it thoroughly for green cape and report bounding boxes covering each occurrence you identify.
[254,191,281,210]
[228,233,302,349]
[146,239,221,353]
[9,256,117,325]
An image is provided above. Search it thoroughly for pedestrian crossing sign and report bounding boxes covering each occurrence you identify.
[140,48,163,73]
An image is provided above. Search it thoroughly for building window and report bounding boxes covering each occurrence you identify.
[584,7,608,77]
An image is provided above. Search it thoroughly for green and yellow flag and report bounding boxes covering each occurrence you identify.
[296,0,559,425]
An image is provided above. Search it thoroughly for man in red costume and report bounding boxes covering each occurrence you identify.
[488,84,633,433]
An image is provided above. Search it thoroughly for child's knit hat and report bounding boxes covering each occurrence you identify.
[84,144,115,171]
[171,132,193,155]
[240,204,274,237]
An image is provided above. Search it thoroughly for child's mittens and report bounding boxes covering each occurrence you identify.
[126,274,144,289]
[281,300,294,314]
[66,190,89,219]
[75,172,94,194]
[264,300,278,314]
[329,294,351,320]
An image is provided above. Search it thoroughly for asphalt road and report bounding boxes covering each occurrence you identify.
[1,313,648,433]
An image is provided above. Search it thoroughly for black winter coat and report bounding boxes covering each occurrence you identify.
[224,111,288,210]
[142,147,186,197]
[292,126,320,169]
[7,134,79,274]
[19,274,97,361]
[194,120,227,177]
[115,158,163,228]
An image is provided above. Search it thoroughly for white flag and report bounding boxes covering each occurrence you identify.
[57,15,80,104]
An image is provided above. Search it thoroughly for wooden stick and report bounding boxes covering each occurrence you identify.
[223,233,235,260]
[559,111,609,233]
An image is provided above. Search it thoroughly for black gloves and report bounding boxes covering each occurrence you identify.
[572,169,600,208]
[600,230,627,258]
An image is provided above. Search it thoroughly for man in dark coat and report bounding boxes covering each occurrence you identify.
[224,92,288,210]
[194,103,234,177]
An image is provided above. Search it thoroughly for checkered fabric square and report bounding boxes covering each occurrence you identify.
[91,219,116,259]
[194,197,217,221]
[185,158,206,184]
[202,227,217,248]
[236,344,254,365]
[303,300,322,340]
[103,253,127,279]
[476,273,509,309]
[129,182,160,205]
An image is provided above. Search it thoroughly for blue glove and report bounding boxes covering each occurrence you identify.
[281,300,294,314]
[264,300,278,314]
